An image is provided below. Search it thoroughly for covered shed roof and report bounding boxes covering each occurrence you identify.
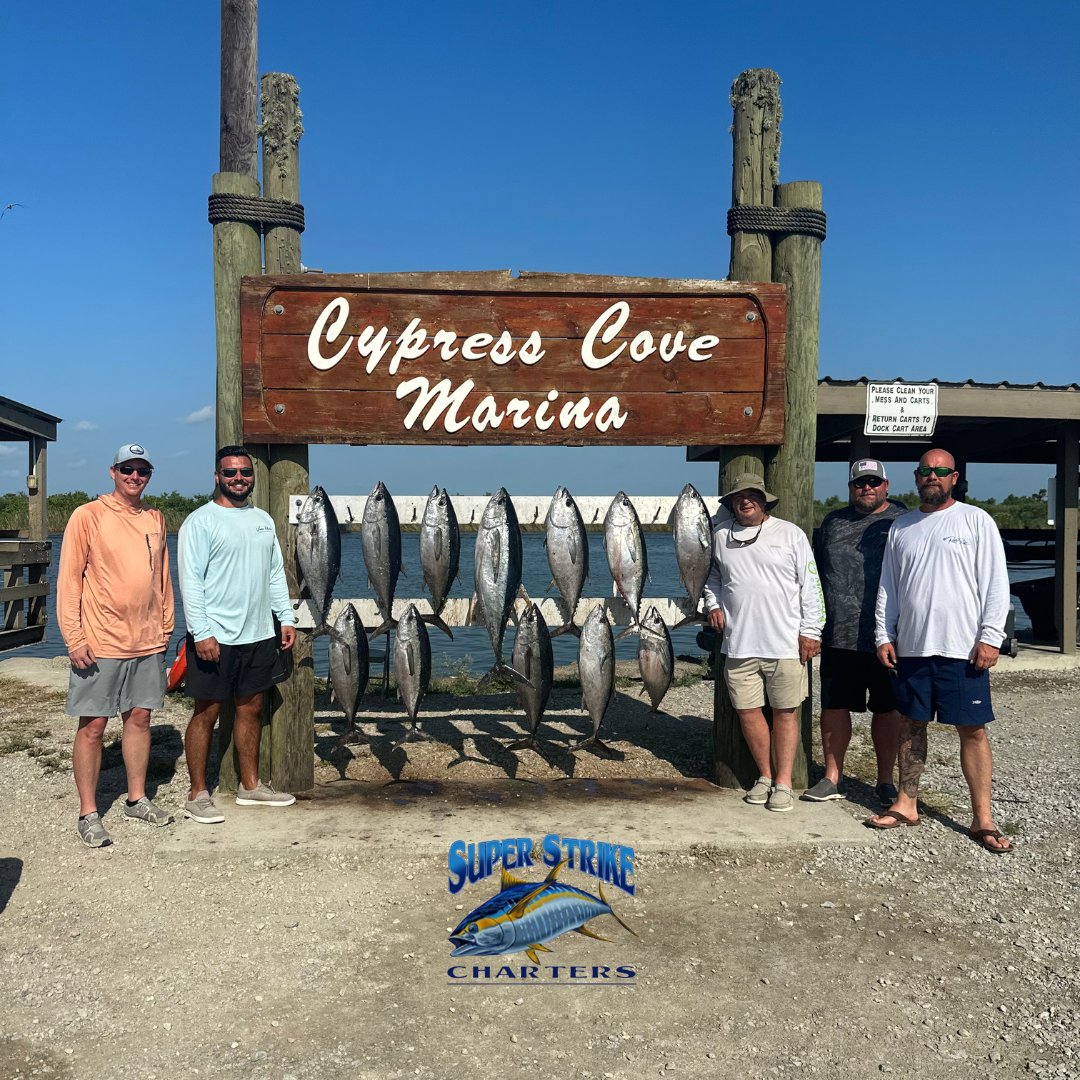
[815,378,1080,465]
[687,378,1080,465]
[0,396,61,443]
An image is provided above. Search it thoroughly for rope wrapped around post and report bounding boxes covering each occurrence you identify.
[207,192,305,234]
[726,205,826,242]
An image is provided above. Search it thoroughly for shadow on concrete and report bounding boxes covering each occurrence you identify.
[96,722,185,816]
[0,856,24,915]
[313,679,715,783]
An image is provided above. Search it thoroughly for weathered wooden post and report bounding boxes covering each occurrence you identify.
[27,438,47,543]
[1054,423,1079,655]
[209,0,261,789]
[769,179,825,787]
[713,70,825,790]
[712,69,782,788]
[261,72,315,792]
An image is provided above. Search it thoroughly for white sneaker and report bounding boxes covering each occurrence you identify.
[767,785,794,813]
[744,776,772,805]
[184,791,225,824]
[235,781,296,807]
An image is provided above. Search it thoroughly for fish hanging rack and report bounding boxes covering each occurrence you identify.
[287,493,727,632]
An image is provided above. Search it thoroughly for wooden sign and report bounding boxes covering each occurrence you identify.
[241,271,786,446]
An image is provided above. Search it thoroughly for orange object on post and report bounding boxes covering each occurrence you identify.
[166,639,188,693]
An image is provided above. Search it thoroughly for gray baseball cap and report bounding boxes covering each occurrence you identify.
[849,458,887,482]
[112,443,153,467]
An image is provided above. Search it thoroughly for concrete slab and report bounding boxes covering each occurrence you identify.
[1000,642,1080,671]
[0,656,70,693]
[154,777,874,860]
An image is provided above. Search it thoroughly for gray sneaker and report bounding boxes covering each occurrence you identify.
[803,778,843,802]
[767,785,794,813]
[184,791,225,824]
[124,797,174,826]
[78,812,111,848]
[744,776,772,805]
[235,781,296,807]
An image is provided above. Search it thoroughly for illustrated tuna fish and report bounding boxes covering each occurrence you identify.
[508,602,554,751]
[473,488,530,688]
[448,859,636,965]
[295,486,341,637]
[637,605,673,713]
[419,485,459,640]
[576,603,615,752]
[671,483,714,628]
[392,603,431,744]
[329,602,369,744]
[544,486,589,638]
[361,480,402,639]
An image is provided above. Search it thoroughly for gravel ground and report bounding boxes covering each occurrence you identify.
[0,657,1076,1079]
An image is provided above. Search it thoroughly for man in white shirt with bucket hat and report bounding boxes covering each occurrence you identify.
[702,473,824,813]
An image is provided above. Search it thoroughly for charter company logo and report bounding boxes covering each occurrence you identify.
[446,834,638,985]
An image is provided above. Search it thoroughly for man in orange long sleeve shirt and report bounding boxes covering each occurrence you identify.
[57,443,175,847]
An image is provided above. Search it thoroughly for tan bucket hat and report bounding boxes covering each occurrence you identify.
[720,472,779,509]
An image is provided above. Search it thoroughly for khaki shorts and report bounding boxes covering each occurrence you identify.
[724,657,807,711]
[66,653,167,718]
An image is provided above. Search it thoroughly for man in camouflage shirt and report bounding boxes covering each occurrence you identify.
[806,459,904,805]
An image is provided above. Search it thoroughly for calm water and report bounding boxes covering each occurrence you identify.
[19,531,1046,675]
[21,532,708,677]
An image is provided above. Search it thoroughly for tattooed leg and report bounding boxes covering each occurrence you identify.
[898,717,928,798]
[868,715,925,826]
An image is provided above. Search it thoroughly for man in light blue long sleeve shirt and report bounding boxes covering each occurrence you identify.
[177,446,297,822]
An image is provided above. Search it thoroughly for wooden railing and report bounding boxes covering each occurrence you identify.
[0,540,51,651]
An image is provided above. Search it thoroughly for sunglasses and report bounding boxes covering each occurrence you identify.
[851,477,884,489]
[728,522,764,548]
[219,467,254,478]
[116,465,152,477]
[916,465,955,477]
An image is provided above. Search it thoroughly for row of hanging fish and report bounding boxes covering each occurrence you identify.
[299,481,715,751]
[327,594,673,753]
[298,481,714,638]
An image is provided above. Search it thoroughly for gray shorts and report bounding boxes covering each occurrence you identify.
[66,654,167,718]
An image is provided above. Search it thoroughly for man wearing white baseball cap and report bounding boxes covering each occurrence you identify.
[809,458,904,806]
[57,443,175,847]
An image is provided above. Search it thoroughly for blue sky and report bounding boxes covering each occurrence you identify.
[2,1,1077,503]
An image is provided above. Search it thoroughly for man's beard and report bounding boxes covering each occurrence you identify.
[921,484,948,507]
[217,481,252,505]
[855,492,887,514]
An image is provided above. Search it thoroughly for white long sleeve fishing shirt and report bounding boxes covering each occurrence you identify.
[702,515,824,660]
[875,501,1010,658]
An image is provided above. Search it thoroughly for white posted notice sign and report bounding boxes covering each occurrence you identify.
[864,382,938,437]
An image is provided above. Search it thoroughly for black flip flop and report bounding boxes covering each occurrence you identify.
[969,828,1013,854]
[865,810,920,830]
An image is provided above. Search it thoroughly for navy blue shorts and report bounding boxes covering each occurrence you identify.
[894,656,995,727]
[819,648,897,714]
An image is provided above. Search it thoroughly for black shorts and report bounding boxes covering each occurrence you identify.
[819,647,897,714]
[184,633,279,701]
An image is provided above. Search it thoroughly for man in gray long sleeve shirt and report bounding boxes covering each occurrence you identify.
[807,459,903,807]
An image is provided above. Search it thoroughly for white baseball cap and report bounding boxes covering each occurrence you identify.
[112,443,153,467]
